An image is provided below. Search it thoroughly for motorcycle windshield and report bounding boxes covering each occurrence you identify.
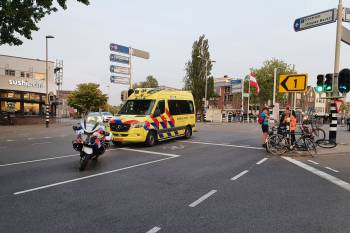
[82,114,102,133]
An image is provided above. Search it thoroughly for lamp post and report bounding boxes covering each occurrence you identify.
[197,56,216,110]
[45,35,54,128]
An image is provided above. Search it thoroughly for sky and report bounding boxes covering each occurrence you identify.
[1,0,350,105]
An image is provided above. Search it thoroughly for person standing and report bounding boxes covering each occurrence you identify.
[290,110,297,145]
[259,107,269,147]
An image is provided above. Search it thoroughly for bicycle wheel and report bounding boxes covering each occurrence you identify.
[312,128,325,142]
[304,138,317,155]
[316,139,337,149]
[267,134,287,155]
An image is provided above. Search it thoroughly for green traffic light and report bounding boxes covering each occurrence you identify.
[325,85,332,91]
[316,86,323,92]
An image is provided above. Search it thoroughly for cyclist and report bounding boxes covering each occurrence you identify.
[260,107,269,148]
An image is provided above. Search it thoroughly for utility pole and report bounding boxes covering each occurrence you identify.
[329,0,343,142]
[45,35,54,128]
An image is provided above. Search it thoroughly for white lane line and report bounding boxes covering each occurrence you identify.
[189,190,217,208]
[43,136,52,139]
[14,157,176,195]
[283,157,350,192]
[7,139,15,142]
[32,142,52,145]
[119,148,180,158]
[0,153,80,167]
[183,141,263,150]
[307,160,319,165]
[27,138,36,140]
[256,157,268,165]
[231,170,249,181]
[146,226,161,233]
[325,167,340,173]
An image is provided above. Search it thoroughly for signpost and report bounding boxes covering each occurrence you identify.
[278,74,308,93]
[109,43,150,88]
[293,9,337,32]
[230,79,242,94]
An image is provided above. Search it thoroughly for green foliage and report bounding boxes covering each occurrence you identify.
[67,83,108,114]
[0,0,89,46]
[184,35,214,117]
[250,58,296,106]
[133,75,159,88]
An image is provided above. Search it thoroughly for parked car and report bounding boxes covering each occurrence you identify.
[101,112,113,122]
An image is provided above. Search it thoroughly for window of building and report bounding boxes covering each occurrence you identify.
[168,100,194,115]
[29,93,41,101]
[24,103,40,115]
[5,69,15,76]
[26,73,30,78]
[0,101,21,113]
[34,72,45,80]
[20,72,25,77]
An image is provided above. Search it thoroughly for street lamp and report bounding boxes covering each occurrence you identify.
[197,55,216,109]
[45,35,54,128]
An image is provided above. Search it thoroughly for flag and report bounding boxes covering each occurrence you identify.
[249,72,260,95]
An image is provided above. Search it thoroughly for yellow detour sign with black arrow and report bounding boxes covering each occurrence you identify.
[278,74,308,93]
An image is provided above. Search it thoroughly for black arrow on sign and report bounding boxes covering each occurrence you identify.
[281,76,289,91]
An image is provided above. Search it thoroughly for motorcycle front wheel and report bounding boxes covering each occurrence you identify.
[79,152,90,171]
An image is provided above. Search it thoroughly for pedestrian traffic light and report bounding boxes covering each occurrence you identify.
[338,68,350,94]
[324,73,333,92]
[316,74,324,92]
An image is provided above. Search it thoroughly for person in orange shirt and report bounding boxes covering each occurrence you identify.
[290,110,297,145]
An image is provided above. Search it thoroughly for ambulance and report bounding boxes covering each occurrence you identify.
[110,88,196,146]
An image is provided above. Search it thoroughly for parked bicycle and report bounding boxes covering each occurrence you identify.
[267,125,317,156]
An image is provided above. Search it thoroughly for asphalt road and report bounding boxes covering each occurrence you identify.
[1,123,350,233]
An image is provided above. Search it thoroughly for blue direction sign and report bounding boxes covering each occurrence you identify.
[110,43,130,54]
[110,75,130,84]
[230,79,242,94]
[294,8,337,32]
[110,54,130,64]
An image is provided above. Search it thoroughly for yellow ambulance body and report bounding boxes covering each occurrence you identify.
[110,88,196,146]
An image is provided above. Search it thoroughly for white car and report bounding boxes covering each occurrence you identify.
[101,112,113,122]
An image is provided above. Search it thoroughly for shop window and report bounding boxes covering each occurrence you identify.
[29,93,40,101]
[7,92,21,99]
[5,69,15,76]
[24,103,40,115]
[23,93,30,99]
[0,101,21,113]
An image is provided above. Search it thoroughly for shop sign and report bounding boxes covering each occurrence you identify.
[9,79,44,88]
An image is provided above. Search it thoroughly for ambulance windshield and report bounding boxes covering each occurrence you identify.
[119,100,156,115]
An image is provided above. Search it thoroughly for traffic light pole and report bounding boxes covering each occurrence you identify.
[329,0,343,143]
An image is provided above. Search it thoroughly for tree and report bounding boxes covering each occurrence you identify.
[250,58,297,107]
[67,83,108,114]
[0,0,89,46]
[133,75,159,88]
[184,35,214,120]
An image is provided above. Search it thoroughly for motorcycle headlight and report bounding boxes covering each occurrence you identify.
[130,122,145,128]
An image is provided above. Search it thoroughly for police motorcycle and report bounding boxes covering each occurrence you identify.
[72,115,111,171]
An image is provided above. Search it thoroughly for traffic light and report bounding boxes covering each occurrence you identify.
[324,73,333,92]
[338,68,350,94]
[316,74,324,92]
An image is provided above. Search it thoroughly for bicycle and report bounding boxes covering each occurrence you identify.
[267,125,317,156]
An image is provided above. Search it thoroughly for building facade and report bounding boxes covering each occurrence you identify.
[0,54,57,119]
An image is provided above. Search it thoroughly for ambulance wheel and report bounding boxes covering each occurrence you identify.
[184,126,192,139]
[145,131,157,147]
[112,141,122,147]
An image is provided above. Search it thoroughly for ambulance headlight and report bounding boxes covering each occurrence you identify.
[130,122,145,128]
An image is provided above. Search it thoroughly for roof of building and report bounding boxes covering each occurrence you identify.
[0,54,54,64]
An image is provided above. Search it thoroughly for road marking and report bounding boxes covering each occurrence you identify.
[183,141,263,150]
[14,157,176,195]
[27,138,36,140]
[119,148,180,158]
[7,139,15,142]
[189,190,217,207]
[231,170,249,181]
[325,167,339,173]
[307,160,319,165]
[146,226,161,233]
[283,157,350,192]
[32,142,52,145]
[256,157,268,165]
[0,153,80,167]
[43,136,52,139]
